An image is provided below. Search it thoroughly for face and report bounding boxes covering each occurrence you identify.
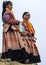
[6,3,12,10]
[23,13,30,20]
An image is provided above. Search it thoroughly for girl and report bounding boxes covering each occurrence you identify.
[20,12,41,64]
[1,1,25,62]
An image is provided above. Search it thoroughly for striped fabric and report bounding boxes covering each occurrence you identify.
[2,12,41,63]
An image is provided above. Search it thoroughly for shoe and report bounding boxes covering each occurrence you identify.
[1,59,6,62]
[6,58,11,62]
[25,59,30,64]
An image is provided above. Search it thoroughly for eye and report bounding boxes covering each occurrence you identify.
[26,15,30,16]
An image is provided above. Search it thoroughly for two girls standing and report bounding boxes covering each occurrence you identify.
[1,1,41,65]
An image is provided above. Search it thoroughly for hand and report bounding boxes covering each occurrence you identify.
[15,20,20,25]
[21,31,27,35]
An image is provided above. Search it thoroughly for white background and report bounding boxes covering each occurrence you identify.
[0,0,46,65]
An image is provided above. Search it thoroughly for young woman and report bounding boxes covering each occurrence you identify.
[20,12,41,64]
[1,1,25,62]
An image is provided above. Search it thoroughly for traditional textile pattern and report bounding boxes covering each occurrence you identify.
[1,11,41,64]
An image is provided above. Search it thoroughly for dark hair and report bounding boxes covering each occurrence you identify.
[22,12,30,18]
[2,1,12,17]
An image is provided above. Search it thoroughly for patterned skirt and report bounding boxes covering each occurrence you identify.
[1,26,41,64]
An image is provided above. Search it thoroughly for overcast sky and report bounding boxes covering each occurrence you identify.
[0,0,46,65]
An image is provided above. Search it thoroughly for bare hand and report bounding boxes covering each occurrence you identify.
[15,20,20,24]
